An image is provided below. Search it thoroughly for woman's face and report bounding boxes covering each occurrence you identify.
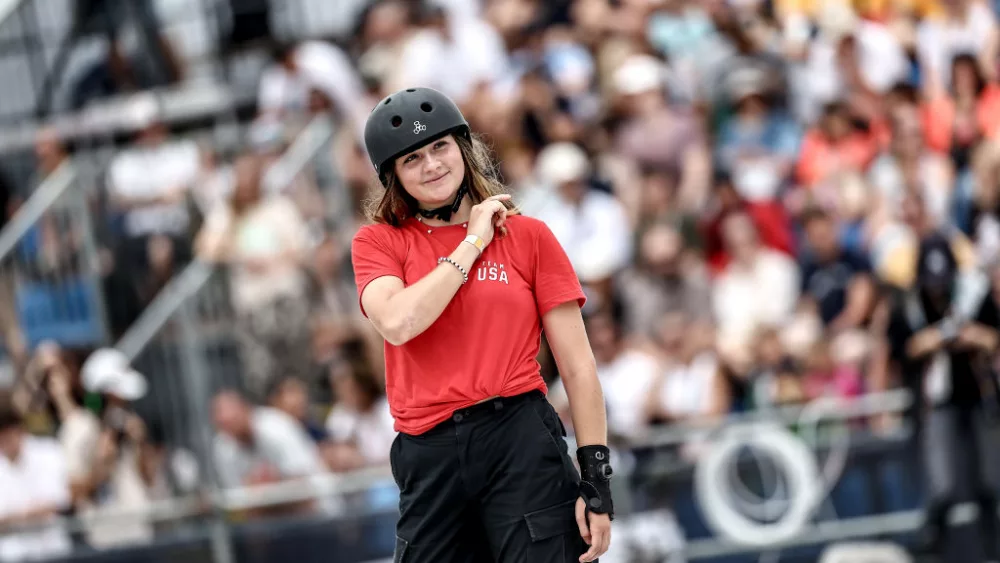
[639,224,682,273]
[821,110,852,141]
[232,155,263,205]
[641,172,675,215]
[953,60,978,97]
[272,379,308,422]
[331,363,369,412]
[393,135,466,208]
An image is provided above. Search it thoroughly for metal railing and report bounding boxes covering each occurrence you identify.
[0,157,110,357]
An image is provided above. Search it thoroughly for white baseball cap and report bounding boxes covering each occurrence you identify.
[81,348,148,401]
[536,142,590,186]
[613,54,666,96]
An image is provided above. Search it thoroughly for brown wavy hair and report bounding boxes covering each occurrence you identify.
[364,133,518,227]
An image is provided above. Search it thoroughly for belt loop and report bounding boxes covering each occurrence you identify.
[494,399,503,411]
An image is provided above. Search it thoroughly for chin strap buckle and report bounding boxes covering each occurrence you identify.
[416,184,468,222]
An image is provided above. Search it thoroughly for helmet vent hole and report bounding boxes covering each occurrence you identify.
[391,115,403,128]
[406,88,416,92]
[420,102,433,112]
[384,97,392,105]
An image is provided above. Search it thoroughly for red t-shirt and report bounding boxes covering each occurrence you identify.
[351,214,586,435]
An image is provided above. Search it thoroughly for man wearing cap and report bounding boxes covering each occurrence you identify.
[884,229,1000,558]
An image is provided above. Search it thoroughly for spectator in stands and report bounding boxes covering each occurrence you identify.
[258,39,372,138]
[71,349,159,548]
[798,207,876,331]
[324,358,394,471]
[308,230,379,376]
[922,53,1000,170]
[267,377,330,445]
[107,96,198,305]
[796,101,882,189]
[869,104,956,228]
[211,390,328,514]
[716,68,801,203]
[702,171,796,276]
[970,140,1000,266]
[522,142,632,285]
[611,54,711,211]
[0,390,72,561]
[646,313,729,427]
[549,296,661,444]
[712,212,800,369]
[915,0,998,93]
[617,219,711,339]
[384,1,513,108]
[196,153,313,401]
[11,343,99,483]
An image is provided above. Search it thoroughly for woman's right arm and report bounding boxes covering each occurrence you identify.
[361,243,480,346]
[360,195,510,346]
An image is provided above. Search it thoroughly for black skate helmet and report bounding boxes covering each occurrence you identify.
[364,87,471,186]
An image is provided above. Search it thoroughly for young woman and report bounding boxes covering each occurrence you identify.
[352,87,613,563]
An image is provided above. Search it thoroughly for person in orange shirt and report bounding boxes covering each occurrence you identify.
[922,53,1000,168]
[796,101,884,188]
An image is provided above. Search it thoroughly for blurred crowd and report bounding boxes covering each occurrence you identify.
[1,0,1000,558]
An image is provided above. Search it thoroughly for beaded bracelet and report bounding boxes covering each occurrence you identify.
[438,257,468,284]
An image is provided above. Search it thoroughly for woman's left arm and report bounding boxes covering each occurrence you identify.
[542,302,607,447]
[543,301,611,561]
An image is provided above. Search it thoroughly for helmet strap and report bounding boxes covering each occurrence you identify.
[416,183,468,222]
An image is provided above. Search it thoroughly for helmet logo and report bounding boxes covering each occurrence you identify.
[414,121,427,135]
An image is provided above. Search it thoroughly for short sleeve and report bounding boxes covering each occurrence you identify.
[531,221,586,316]
[351,226,406,317]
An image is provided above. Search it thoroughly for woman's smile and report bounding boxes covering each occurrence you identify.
[424,171,450,186]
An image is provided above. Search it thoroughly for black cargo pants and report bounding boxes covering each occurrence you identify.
[390,390,591,563]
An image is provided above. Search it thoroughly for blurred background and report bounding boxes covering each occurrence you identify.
[0,0,998,562]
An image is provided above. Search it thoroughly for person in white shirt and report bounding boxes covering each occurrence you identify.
[257,40,373,140]
[388,3,512,106]
[211,390,327,492]
[521,142,633,284]
[0,393,71,562]
[547,299,661,444]
[324,358,396,471]
[712,212,800,368]
[196,153,314,401]
[917,0,999,93]
[107,97,199,292]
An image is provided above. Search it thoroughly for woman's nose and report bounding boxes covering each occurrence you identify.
[423,154,443,172]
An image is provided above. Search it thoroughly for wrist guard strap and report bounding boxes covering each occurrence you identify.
[577,445,614,520]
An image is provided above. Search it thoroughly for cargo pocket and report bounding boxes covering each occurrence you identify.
[393,535,409,563]
[524,499,579,563]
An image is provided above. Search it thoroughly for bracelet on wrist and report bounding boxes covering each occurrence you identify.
[438,257,468,284]
[462,234,485,256]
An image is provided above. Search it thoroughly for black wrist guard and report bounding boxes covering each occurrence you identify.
[577,445,614,520]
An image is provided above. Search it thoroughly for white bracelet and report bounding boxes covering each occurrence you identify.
[439,257,468,284]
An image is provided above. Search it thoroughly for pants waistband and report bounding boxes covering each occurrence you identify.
[415,390,544,435]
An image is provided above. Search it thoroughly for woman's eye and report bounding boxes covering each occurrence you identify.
[405,155,418,164]
[434,141,447,150]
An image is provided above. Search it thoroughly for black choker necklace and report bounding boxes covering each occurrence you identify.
[416,184,468,222]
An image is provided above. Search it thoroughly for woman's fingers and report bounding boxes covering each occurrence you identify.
[575,498,591,545]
